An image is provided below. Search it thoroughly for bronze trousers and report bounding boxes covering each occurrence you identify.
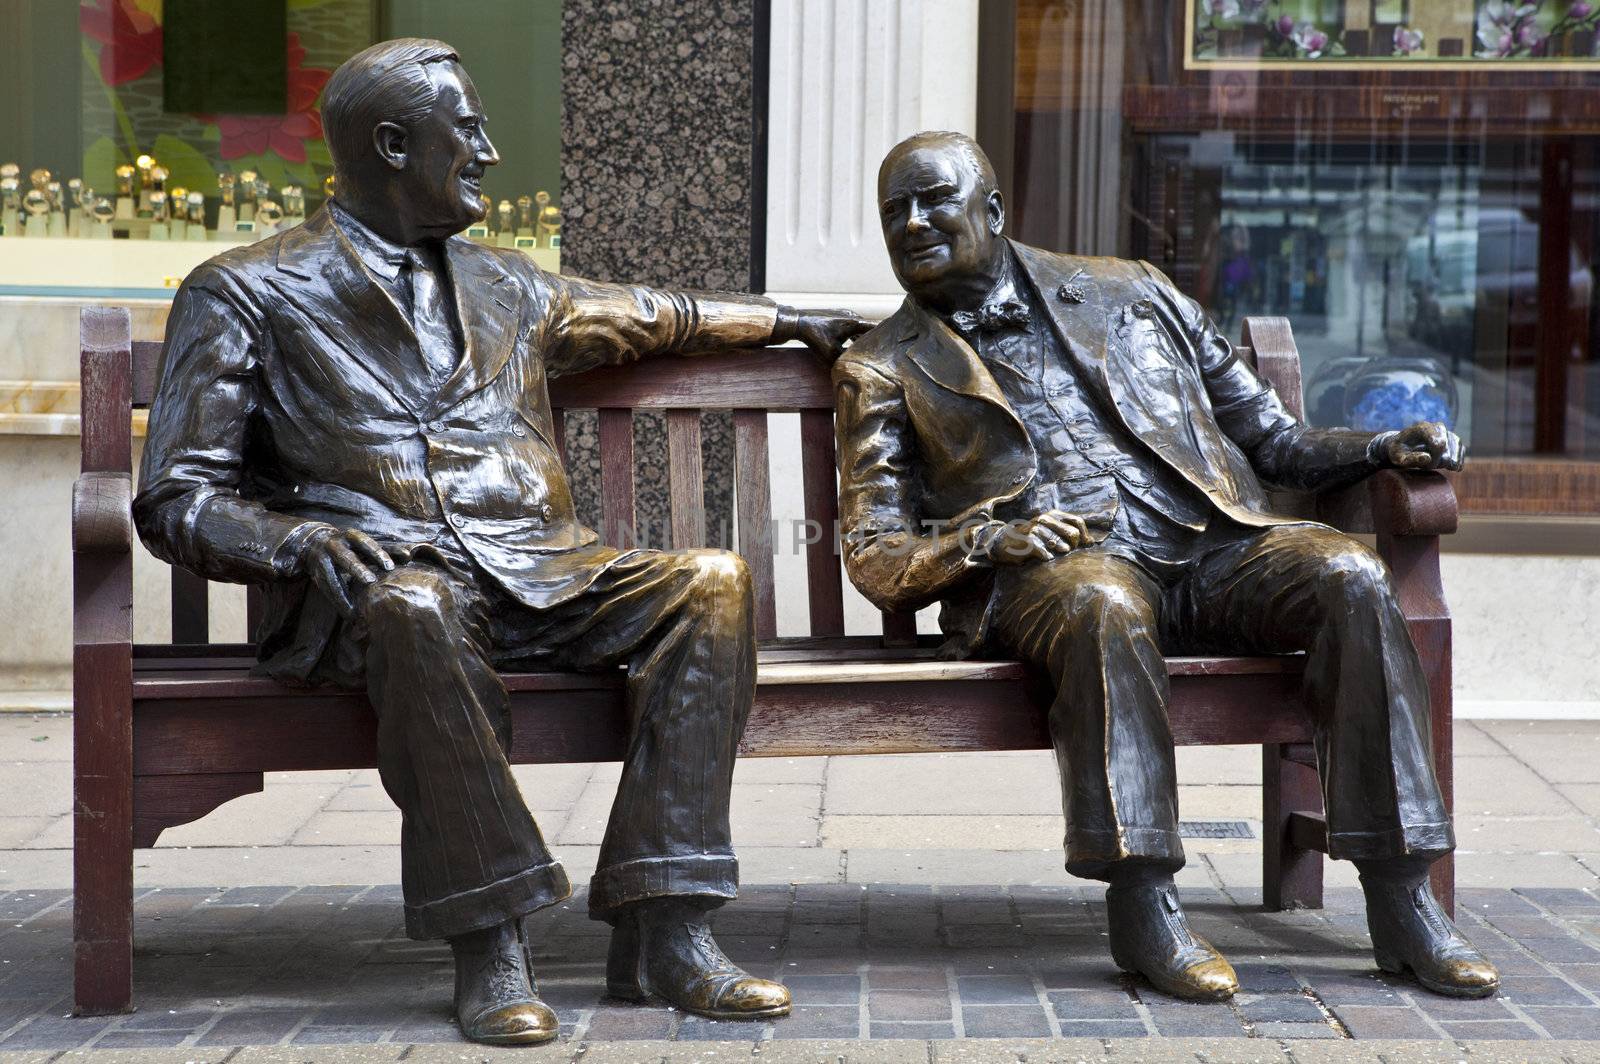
[987,523,1452,880]
[348,547,755,940]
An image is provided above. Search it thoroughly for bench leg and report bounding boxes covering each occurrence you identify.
[1263,742,1324,910]
[73,640,134,1015]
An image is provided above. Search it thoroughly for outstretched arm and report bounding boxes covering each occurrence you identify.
[541,272,866,376]
[1138,263,1461,492]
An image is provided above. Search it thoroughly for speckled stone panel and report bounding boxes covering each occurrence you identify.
[559,0,757,541]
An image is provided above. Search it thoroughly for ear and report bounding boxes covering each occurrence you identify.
[985,189,1005,237]
[372,121,408,172]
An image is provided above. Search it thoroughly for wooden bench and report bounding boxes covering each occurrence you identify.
[71,305,1460,1015]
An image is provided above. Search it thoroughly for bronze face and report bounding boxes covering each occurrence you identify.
[375,62,500,237]
[877,140,1004,307]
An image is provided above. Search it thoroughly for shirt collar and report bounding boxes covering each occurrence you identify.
[329,199,410,282]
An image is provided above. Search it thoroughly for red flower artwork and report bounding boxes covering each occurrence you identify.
[80,0,163,86]
[210,34,332,164]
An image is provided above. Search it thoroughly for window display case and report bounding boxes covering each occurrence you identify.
[988,0,1600,514]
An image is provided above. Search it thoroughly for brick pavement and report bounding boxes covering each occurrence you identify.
[3,883,1600,1052]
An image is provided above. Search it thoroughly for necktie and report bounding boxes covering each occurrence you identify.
[951,298,1031,335]
[405,248,459,386]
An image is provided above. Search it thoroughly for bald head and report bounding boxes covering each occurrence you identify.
[876,131,1006,310]
[878,131,997,201]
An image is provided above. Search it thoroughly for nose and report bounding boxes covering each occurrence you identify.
[905,204,931,234]
[477,130,501,167]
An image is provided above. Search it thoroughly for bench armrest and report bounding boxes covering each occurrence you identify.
[1315,469,1459,538]
[73,472,133,554]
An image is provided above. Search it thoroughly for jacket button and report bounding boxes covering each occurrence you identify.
[429,420,446,433]
[540,503,554,522]
[1011,473,1028,485]
[1131,299,1155,318]
[448,513,462,527]
[512,424,527,438]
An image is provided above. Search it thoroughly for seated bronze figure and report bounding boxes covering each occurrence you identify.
[133,39,865,1046]
[833,131,1497,1002]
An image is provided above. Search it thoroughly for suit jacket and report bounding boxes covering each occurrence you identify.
[832,240,1378,656]
[135,206,778,679]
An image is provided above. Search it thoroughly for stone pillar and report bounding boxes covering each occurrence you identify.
[763,0,980,317]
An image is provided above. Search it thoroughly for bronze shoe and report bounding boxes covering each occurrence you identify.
[1106,882,1238,1002]
[450,919,559,1046]
[1362,874,1499,998]
[606,898,791,1020]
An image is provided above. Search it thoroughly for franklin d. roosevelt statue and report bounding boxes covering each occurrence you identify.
[832,131,1497,1002]
[134,39,867,1046]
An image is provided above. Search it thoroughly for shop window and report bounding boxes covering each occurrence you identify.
[0,0,563,294]
[982,0,1600,516]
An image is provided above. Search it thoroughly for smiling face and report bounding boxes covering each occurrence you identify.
[878,143,1004,306]
[392,63,499,237]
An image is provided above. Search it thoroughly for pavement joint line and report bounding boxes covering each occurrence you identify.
[944,962,964,1039]
[1029,965,1063,1040]
[1291,965,1350,1039]
[1474,726,1591,821]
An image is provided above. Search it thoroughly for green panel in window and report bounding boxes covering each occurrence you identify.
[163,0,288,115]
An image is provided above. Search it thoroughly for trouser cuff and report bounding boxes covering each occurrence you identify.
[1064,826,1185,881]
[587,853,739,920]
[405,859,572,941]
[1328,821,1454,862]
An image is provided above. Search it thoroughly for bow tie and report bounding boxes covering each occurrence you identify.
[951,298,1030,335]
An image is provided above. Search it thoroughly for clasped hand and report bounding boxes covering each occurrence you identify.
[291,528,442,617]
[976,510,1091,566]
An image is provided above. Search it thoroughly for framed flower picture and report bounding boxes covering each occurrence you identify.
[1186,0,1600,69]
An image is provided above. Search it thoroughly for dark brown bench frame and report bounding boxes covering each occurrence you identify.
[71,305,1459,1015]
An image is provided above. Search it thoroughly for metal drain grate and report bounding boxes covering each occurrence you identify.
[1178,820,1254,839]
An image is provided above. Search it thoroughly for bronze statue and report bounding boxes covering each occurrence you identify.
[834,131,1497,1003]
[134,39,867,1046]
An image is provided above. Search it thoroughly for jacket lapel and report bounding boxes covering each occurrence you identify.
[1010,241,1118,418]
[432,239,524,413]
[272,209,433,418]
[901,300,1014,412]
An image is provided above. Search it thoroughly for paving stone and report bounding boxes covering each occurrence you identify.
[1141,997,1248,1036]
[955,975,1038,1005]
[0,1014,116,1051]
[867,966,948,991]
[581,1006,675,1040]
[86,1030,195,1048]
[1329,1005,1438,1039]
[51,1051,239,1064]
[868,1020,955,1039]
[672,1016,763,1042]
[1497,975,1595,1006]
[867,989,951,1021]
[1520,937,1600,964]
[1411,994,1516,1021]
[195,1010,309,1046]
[1055,1018,1148,1037]
[784,974,861,1005]
[1439,1019,1540,1040]
[1520,1004,1600,1038]
[959,1005,1052,1038]
[1235,992,1327,1024]
[765,1005,859,1039]
[1048,989,1139,1020]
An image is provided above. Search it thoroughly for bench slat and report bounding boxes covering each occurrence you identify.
[799,409,846,637]
[666,409,704,549]
[127,666,1312,778]
[598,408,636,546]
[733,409,777,639]
[549,347,833,411]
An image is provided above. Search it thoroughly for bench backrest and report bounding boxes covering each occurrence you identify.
[83,308,1305,649]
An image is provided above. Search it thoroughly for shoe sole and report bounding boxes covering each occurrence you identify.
[1374,954,1499,999]
[606,982,791,1020]
[460,1027,560,1046]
